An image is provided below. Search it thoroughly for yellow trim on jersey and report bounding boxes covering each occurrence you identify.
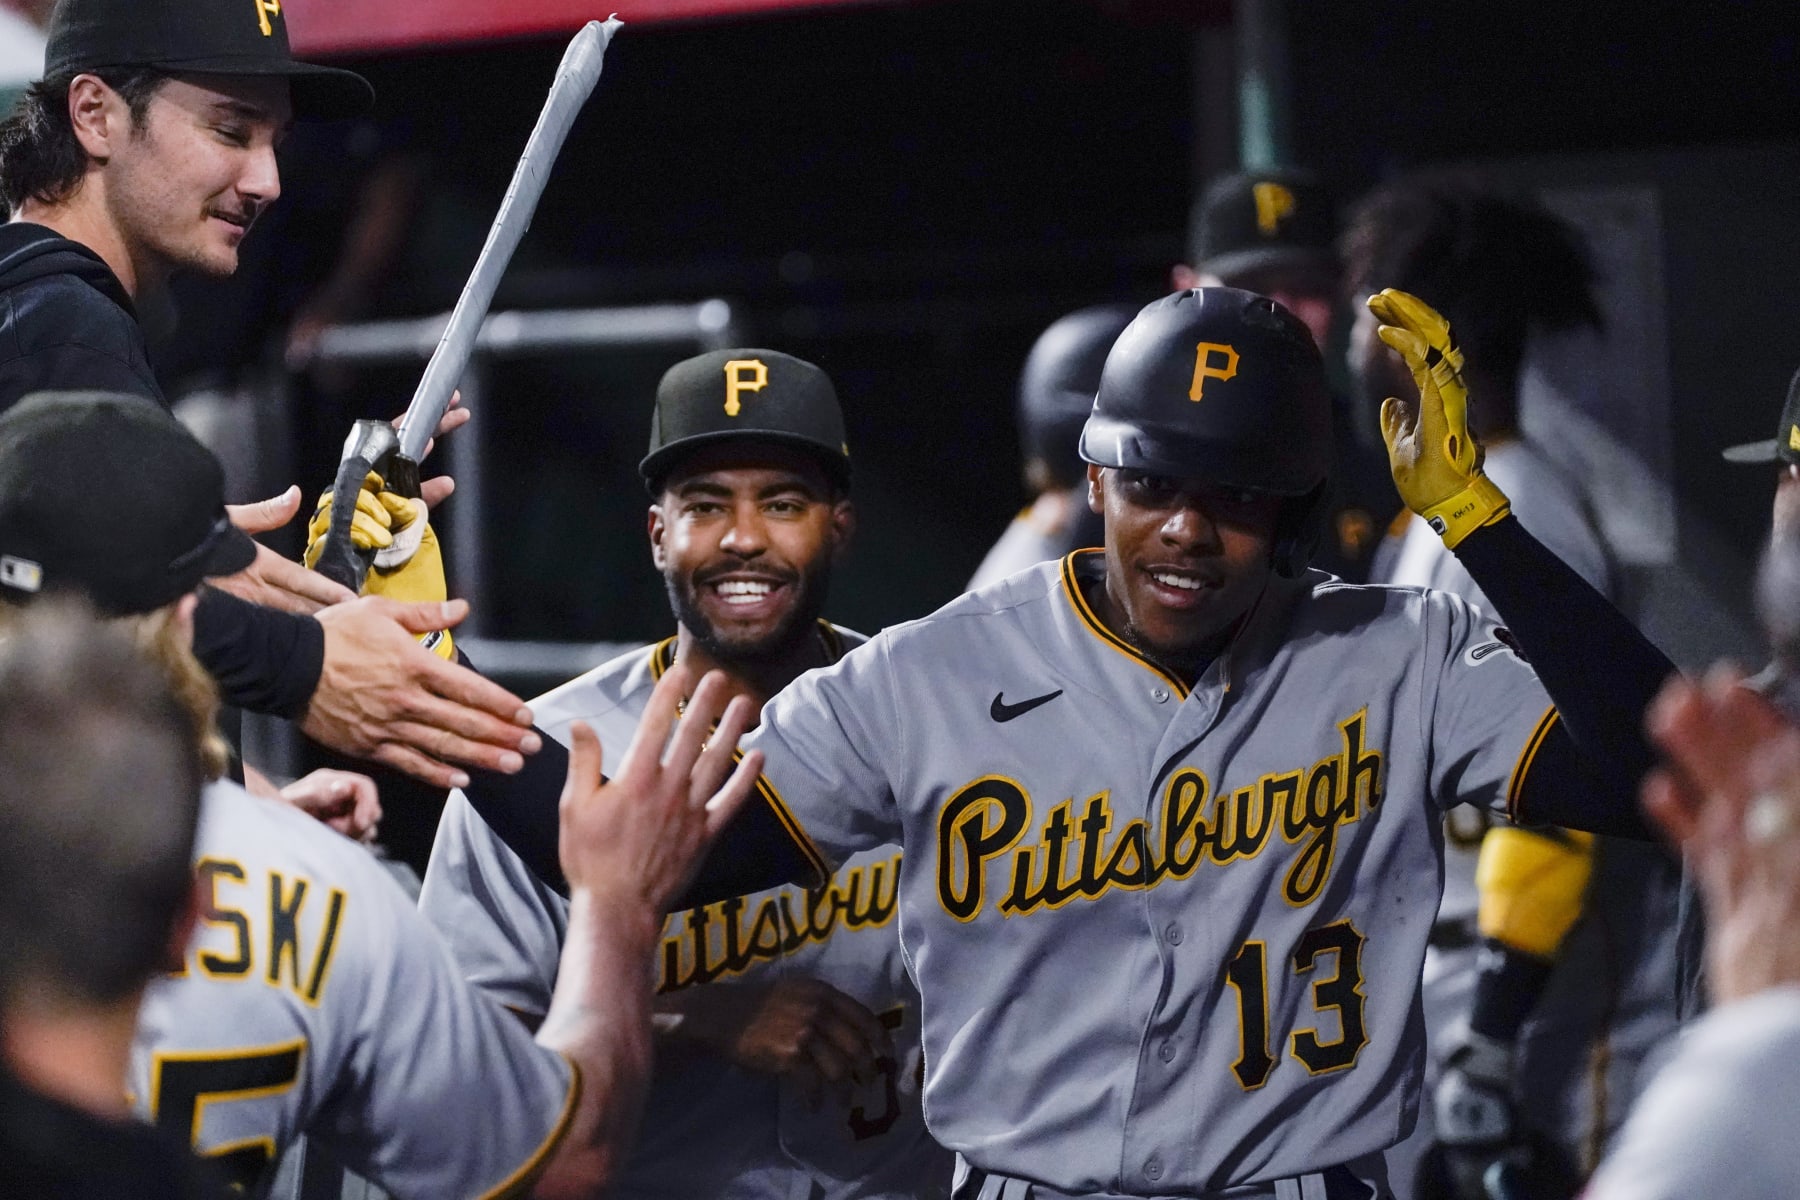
[476,1054,583,1200]
[649,621,847,890]
[648,636,678,681]
[1058,550,1190,699]
[745,757,832,889]
[149,1037,307,1146]
[1505,705,1561,822]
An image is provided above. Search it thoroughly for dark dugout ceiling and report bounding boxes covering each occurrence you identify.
[285,0,1227,56]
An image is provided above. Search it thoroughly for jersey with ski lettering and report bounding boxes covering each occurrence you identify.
[129,781,576,1198]
[420,625,949,1200]
[739,552,1561,1195]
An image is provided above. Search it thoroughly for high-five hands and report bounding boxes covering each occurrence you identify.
[559,665,764,914]
[1367,289,1511,548]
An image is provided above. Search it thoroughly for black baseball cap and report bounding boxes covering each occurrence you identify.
[45,0,373,121]
[1188,169,1339,284]
[1723,368,1800,467]
[0,393,256,615]
[641,349,851,494]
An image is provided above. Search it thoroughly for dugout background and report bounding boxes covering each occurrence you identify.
[142,0,1800,868]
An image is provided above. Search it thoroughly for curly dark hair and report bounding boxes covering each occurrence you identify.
[0,70,168,213]
[1339,180,1601,392]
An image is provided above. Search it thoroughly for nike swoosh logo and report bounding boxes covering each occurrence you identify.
[990,689,1063,722]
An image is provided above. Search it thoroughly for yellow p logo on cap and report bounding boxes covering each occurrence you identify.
[1189,342,1240,401]
[254,0,281,36]
[1252,181,1296,237]
[723,359,768,417]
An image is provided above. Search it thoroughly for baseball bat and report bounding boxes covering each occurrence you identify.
[311,16,621,592]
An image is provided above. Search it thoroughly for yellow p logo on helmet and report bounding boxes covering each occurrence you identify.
[1189,342,1240,401]
[723,359,768,417]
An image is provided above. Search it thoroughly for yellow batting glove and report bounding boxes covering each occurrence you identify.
[303,472,395,565]
[365,492,453,660]
[304,475,453,660]
[1367,288,1511,548]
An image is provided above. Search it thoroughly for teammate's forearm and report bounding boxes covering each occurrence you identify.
[530,887,661,1199]
[191,588,324,718]
[462,726,572,893]
[1453,516,1674,834]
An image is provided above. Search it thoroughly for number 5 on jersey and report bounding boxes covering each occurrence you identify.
[1224,920,1368,1089]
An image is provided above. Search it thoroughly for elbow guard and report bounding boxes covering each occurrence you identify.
[1474,825,1595,958]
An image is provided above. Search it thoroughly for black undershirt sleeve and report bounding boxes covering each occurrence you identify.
[190,589,324,719]
[1453,516,1676,840]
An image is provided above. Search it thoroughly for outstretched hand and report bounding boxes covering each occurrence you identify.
[559,664,763,915]
[1367,288,1510,547]
[1643,667,1800,1003]
[302,596,538,788]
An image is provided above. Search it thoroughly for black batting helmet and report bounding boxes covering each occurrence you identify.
[1079,288,1333,576]
[1018,304,1139,489]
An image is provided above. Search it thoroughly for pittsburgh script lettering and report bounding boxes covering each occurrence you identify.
[936,710,1384,920]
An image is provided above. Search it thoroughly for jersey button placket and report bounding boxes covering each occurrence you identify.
[1150,686,1170,704]
[1164,922,1183,945]
[1157,1040,1176,1064]
[1144,1156,1165,1183]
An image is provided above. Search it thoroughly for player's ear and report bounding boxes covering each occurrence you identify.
[67,73,126,161]
[1087,464,1105,514]
[829,498,856,558]
[647,503,668,570]
[1170,263,1201,291]
[161,874,205,975]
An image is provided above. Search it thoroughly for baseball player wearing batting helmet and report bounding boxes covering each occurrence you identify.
[418,349,950,1199]
[968,304,1135,590]
[459,287,1677,1198]
[0,391,762,1198]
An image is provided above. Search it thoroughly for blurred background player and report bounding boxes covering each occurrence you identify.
[1175,167,1397,581]
[1721,366,1800,717]
[419,349,950,1199]
[969,304,1134,590]
[0,389,761,1198]
[1585,520,1800,1200]
[1342,179,1677,1199]
[0,603,221,1199]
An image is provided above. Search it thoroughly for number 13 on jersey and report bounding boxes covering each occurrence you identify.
[1223,920,1368,1089]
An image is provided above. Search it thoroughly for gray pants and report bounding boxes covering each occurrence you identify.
[950,1154,1390,1200]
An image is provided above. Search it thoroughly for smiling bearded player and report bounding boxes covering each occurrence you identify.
[420,349,950,1200]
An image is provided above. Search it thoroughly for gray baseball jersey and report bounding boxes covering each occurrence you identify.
[739,552,1560,1194]
[420,627,949,1200]
[1585,986,1800,1200]
[130,781,575,1198]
